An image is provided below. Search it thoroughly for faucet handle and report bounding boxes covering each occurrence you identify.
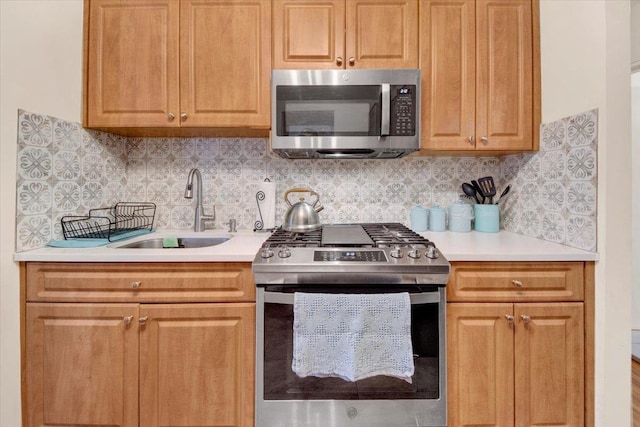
[226,219,237,233]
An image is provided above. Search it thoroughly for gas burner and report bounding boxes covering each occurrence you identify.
[262,223,434,249]
[253,222,450,285]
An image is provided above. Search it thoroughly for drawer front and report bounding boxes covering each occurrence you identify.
[25,262,255,303]
[447,262,584,302]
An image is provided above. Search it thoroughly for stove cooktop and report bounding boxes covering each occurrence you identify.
[261,223,435,249]
[252,223,450,285]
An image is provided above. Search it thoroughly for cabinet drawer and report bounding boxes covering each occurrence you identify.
[447,262,584,302]
[25,262,255,303]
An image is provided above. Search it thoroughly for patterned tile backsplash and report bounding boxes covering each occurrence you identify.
[14,109,598,253]
[500,109,598,251]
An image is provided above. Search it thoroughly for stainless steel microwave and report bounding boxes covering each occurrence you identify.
[271,69,420,159]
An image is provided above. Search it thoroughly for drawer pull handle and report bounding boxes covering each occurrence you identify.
[131,281,141,289]
[512,279,523,287]
[505,314,515,324]
[520,315,531,323]
[123,315,133,326]
[139,316,149,326]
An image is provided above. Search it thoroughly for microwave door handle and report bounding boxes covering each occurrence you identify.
[381,83,391,136]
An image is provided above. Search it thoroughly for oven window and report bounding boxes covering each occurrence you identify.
[263,301,440,400]
[276,85,382,137]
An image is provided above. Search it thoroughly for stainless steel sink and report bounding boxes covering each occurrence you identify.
[115,237,230,249]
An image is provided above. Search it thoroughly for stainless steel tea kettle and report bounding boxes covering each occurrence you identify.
[282,187,323,232]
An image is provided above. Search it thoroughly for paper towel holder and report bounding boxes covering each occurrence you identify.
[254,178,276,232]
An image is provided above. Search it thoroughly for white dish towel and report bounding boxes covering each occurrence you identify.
[292,292,414,383]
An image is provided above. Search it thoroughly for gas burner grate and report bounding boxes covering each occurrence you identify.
[262,223,434,249]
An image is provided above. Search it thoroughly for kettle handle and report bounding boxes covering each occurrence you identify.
[284,187,320,207]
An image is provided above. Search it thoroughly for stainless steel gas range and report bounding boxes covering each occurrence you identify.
[252,223,450,427]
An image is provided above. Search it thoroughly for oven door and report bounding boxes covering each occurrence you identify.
[255,286,447,427]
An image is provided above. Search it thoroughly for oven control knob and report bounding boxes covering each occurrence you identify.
[390,246,403,259]
[426,246,438,259]
[261,248,274,258]
[278,247,292,258]
[408,248,421,259]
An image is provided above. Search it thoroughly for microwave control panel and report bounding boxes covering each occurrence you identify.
[390,85,417,136]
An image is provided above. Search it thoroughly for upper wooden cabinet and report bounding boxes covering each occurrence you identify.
[84,0,271,135]
[272,0,418,69]
[419,0,540,153]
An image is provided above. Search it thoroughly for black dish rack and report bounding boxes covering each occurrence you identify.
[61,202,156,241]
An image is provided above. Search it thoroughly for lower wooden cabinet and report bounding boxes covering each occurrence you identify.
[25,303,139,427]
[22,262,255,427]
[448,302,584,427]
[447,261,591,427]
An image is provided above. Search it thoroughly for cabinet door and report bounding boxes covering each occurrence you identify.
[139,303,255,427]
[514,303,584,427]
[272,0,345,69]
[25,303,139,427]
[420,0,475,150]
[475,0,533,150]
[346,0,418,69]
[448,303,515,427]
[85,0,180,127]
[180,0,271,128]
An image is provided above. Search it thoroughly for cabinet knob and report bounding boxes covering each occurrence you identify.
[520,315,531,323]
[511,279,523,287]
[336,57,343,66]
[348,57,355,66]
[131,281,141,289]
[167,113,175,122]
[139,316,149,326]
[180,113,188,122]
[505,314,515,324]
[480,136,489,144]
[467,136,474,144]
[123,315,134,326]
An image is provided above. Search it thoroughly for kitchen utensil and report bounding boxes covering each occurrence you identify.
[429,206,447,231]
[282,187,324,232]
[477,176,496,204]
[471,180,485,204]
[494,184,511,205]
[462,182,482,204]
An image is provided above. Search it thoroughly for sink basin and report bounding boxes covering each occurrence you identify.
[115,236,230,249]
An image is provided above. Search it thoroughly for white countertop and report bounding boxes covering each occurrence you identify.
[13,229,598,263]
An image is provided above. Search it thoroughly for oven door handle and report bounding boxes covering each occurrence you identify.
[263,291,440,305]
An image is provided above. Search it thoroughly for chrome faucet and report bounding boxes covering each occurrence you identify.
[184,168,215,231]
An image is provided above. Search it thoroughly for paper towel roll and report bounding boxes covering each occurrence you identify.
[255,180,276,230]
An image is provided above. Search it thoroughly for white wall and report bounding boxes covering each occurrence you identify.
[541,2,632,425]
[0,1,632,426]
[0,1,83,426]
[631,0,640,332]
[633,71,640,330]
